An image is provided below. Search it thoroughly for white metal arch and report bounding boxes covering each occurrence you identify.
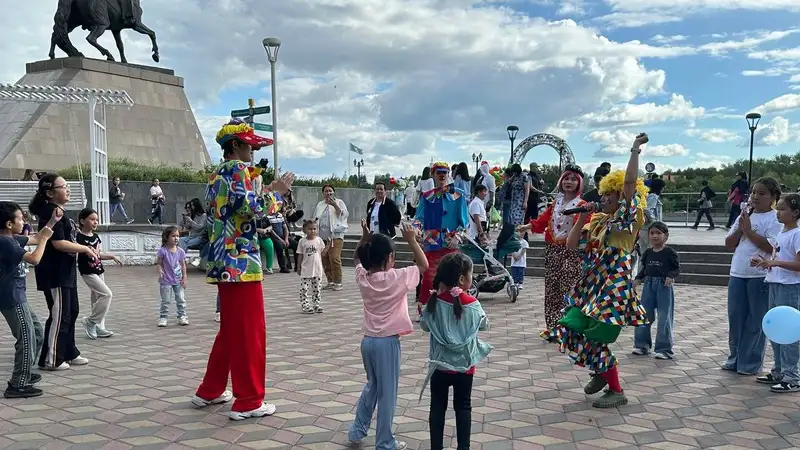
[0,84,134,225]
[510,133,575,172]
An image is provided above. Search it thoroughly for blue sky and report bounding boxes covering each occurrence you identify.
[5,0,800,180]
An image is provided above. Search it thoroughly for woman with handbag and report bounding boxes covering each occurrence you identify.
[314,185,349,291]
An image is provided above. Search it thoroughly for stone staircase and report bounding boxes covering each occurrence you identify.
[339,235,732,286]
[0,180,87,211]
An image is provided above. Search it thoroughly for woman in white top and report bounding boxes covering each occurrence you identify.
[314,185,349,291]
[418,166,434,194]
[148,179,165,225]
[723,177,783,376]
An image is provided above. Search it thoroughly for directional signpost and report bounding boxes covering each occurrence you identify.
[230,98,271,127]
[253,123,273,132]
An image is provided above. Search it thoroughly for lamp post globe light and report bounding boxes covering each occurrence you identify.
[746,112,762,189]
[506,125,519,164]
[354,158,365,182]
[262,37,281,179]
[471,152,483,173]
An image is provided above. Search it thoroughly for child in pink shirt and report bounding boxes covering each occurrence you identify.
[348,220,428,450]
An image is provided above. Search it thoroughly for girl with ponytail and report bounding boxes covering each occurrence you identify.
[348,220,427,450]
[29,174,99,371]
[420,252,492,450]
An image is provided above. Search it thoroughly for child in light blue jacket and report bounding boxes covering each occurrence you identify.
[420,252,492,450]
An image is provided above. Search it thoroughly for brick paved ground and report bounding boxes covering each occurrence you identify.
[0,267,798,450]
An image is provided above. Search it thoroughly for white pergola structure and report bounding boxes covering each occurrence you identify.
[0,84,134,225]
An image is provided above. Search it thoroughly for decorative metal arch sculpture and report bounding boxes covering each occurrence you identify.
[510,133,575,172]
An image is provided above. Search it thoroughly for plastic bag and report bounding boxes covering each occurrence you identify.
[489,206,501,224]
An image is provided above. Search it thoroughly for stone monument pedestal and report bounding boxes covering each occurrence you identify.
[0,57,210,179]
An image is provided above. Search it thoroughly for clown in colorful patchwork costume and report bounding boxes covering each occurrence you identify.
[548,133,651,409]
[193,119,294,421]
[414,162,469,315]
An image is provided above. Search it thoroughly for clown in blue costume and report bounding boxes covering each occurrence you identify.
[414,162,469,315]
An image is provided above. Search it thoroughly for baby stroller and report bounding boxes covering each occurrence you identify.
[460,231,522,303]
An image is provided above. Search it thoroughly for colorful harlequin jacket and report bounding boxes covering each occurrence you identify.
[414,184,470,252]
[204,160,269,283]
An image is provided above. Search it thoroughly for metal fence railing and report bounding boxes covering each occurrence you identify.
[658,192,736,227]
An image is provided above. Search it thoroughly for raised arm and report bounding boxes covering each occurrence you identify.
[566,211,591,249]
[623,133,648,203]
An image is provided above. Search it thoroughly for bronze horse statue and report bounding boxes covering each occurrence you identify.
[49,0,159,64]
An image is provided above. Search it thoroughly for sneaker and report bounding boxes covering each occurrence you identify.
[81,317,97,340]
[126,219,134,224]
[70,356,89,366]
[158,318,168,327]
[770,382,800,393]
[191,390,233,407]
[631,348,649,356]
[178,316,190,326]
[331,283,343,291]
[314,306,324,313]
[229,402,276,421]
[592,390,629,408]
[190,258,200,268]
[265,268,274,274]
[29,373,41,384]
[757,373,781,384]
[147,218,153,225]
[95,328,114,338]
[654,352,673,360]
[214,312,221,323]
[4,385,43,399]
[40,362,70,371]
[322,283,333,290]
[302,308,315,315]
[395,441,407,450]
[584,373,608,395]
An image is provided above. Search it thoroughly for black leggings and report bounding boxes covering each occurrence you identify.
[429,370,473,450]
[693,208,715,228]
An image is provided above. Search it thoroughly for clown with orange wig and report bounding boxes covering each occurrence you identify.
[518,164,589,336]
[414,162,470,315]
[550,133,651,409]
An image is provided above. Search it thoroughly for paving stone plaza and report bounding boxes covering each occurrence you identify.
[1,266,799,450]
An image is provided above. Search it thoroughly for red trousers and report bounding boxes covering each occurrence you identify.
[418,248,457,314]
[195,282,266,412]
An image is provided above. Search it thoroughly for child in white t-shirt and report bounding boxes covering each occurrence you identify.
[510,229,529,288]
[723,177,783,375]
[468,186,488,245]
[296,220,328,314]
[752,193,800,392]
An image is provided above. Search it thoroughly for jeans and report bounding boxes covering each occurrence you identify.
[634,277,675,355]
[150,201,163,224]
[110,203,128,221]
[348,336,401,450]
[179,236,207,251]
[1,303,43,388]
[768,283,800,383]
[727,203,742,228]
[159,285,186,319]
[693,208,715,228]
[322,238,343,284]
[429,370,473,450]
[724,276,769,374]
[215,294,220,313]
[81,274,112,328]
[510,266,525,285]
[270,236,289,271]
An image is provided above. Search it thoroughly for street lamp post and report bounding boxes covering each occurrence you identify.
[263,37,281,179]
[354,159,365,184]
[746,112,762,189]
[557,143,565,174]
[506,125,519,165]
[471,152,483,173]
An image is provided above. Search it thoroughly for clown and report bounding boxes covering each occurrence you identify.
[549,133,650,409]
[414,162,469,315]
[517,164,588,336]
[192,119,294,420]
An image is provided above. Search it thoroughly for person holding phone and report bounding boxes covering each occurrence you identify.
[314,185,348,291]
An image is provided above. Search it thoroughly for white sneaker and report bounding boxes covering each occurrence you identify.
[191,390,233,408]
[190,258,201,268]
[331,283,343,291]
[70,356,89,366]
[81,317,97,340]
[229,402,276,421]
[40,362,70,371]
[158,318,168,327]
[214,312,221,323]
[95,328,114,338]
[178,316,190,326]
[322,283,333,290]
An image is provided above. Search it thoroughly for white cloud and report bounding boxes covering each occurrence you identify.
[652,35,688,44]
[568,94,705,128]
[595,12,683,29]
[749,47,800,62]
[754,94,800,114]
[556,0,587,16]
[684,128,740,143]
[752,116,800,147]
[699,29,800,56]
[585,130,687,157]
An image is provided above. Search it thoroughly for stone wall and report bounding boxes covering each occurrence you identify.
[83,181,379,224]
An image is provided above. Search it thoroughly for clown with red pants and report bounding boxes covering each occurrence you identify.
[414,183,469,314]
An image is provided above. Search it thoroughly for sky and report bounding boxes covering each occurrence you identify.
[2,0,800,180]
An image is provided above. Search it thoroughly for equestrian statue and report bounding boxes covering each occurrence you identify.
[48,0,160,64]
